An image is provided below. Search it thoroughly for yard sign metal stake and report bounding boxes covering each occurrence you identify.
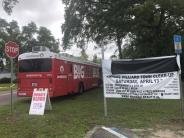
[101,43,107,117]
[179,59,183,120]
[10,58,13,113]
[174,35,183,119]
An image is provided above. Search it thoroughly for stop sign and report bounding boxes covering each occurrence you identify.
[5,41,19,58]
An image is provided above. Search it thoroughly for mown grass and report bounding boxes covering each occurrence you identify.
[0,88,184,138]
[0,83,17,92]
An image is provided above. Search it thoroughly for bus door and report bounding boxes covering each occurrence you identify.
[67,63,73,92]
[55,60,69,96]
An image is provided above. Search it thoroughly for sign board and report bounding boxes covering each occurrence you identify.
[102,56,180,99]
[174,35,182,54]
[5,41,19,58]
[29,88,52,115]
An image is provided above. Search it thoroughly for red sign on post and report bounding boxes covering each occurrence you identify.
[4,41,19,114]
[5,41,19,58]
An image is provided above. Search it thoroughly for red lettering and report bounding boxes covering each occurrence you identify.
[34,93,45,97]
[33,96,45,101]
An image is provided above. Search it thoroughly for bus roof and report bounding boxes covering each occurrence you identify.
[18,51,100,67]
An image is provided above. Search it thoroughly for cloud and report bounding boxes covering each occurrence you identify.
[0,0,64,38]
[0,0,115,58]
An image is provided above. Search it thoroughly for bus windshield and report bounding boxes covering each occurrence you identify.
[19,58,52,72]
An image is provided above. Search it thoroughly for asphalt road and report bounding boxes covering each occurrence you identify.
[0,91,29,106]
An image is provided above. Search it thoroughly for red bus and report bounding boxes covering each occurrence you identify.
[17,47,101,97]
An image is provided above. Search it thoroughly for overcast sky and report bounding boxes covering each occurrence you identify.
[0,0,115,59]
[0,0,64,38]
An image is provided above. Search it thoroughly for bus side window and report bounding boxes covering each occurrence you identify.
[87,67,89,77]
[85,67,87,77]
[69,64,73,73]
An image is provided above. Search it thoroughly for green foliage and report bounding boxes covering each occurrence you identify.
[92,54,101,63]
[0,19,20,70]
[126,0,184,58]
[0,18,60,72]
[2,0,18,15]
[80,48,88,60]
[0,19,9,59]
[0,60,3,71]
[62,0,184,59]
[62,0,139,58]
[19,22,37,53]
[19,23,60,53]
[123,0,184,78]
[37,27,59,53]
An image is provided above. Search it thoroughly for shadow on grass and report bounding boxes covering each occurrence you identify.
[16,88,99,105]
[50,88,97,103]
[51,93,80,103]
[18,98,31,104]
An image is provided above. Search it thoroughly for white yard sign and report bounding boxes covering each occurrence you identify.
[103,72,180,99]
[29,89,52,115]
[102,57,180,99]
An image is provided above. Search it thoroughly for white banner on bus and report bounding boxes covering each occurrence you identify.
[102,58,180,99]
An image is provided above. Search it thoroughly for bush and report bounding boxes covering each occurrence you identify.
[0,78,11,83]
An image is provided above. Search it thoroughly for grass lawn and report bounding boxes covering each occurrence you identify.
[0,88,184,138]
[0,83,17,92]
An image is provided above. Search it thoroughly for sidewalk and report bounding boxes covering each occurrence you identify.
[85,126,138,138]
[0,90,29,106]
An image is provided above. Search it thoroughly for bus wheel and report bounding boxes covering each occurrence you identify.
[78,83,84,94]
[98,79,102,87]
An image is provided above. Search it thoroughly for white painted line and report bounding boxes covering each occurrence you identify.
[102,127,128,138]
[0,92,16,96]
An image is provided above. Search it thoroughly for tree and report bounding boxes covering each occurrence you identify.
[20,22,37,53]
[92,54,101,63]
[0,59,4,72]
[2,0,18,15]
[37,27,59,53]
[7,20,20,41]
[61,0,139,58]
[0,18,9,59]
[62,0,184,59]
[124,0,184,58]
[0,19,21,71]
[0,18,60,72]
[19,23,60,53]
[80,47,88,60]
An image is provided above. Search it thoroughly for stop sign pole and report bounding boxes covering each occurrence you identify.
[5,41,19,114]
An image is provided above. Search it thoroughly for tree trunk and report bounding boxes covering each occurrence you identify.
[116,34,123,59]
